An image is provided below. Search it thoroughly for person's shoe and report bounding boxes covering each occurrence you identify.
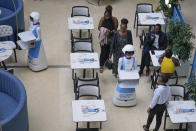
[143,125,149,131]
[139,70,143,76]
[146,70,150,76]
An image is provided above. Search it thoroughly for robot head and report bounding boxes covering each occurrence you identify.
[30,12,40,24]
[122,44,135,59]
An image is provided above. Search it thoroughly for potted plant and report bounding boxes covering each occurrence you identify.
[184,75,196,130]
[167,21,195,76]
[155,0,180,18]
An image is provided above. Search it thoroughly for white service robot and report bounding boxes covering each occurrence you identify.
[28,12,48,71]
[113,44,139,107]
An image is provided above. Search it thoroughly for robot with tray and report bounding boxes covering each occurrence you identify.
[113,45,139,107]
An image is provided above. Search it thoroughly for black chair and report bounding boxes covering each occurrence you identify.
[71,6,90,17]
[151,70,178,90]
[74,73,100,99]
[71,6,90,38]
[134,3,153,36]
[71,33,93,53]
[164,85,185,130]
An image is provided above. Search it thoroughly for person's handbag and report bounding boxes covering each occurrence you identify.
[105,59,113,69]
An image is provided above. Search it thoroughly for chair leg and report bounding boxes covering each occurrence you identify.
[134,13,136,28]
[88,29,90,37]
[13,49,17,63]
[2,61,7,70]
[163,110,167,130]
[79,30,82,38]
[136,25,138,36]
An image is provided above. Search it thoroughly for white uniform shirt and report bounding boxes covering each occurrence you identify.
[153,34,159,49]
[150,84,171,109]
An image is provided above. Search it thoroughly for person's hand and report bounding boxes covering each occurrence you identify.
[147,107,151,114]
[109,54,112,59]
[150,34,155,41]
[112,29,116,33]
[106,30,111,36]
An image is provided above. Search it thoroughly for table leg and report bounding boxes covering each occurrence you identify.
[179,123,183,130]
[2,61,7,70]
[87,122,90,128]
[83,69,86,78]
[100,122,102,129]
[79,30,82,38]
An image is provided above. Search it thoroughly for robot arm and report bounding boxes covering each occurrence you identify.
[35,27,41,41]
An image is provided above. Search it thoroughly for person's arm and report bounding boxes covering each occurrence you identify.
[109,31,117,57]
[145,32,154,47]
[172,57,180,66]
[159,33,168,50]
[98,17,104,31]
[158,52,166,64]
[112,17,118,32]
[129,30,133,45]
[118,57,122,73]
[149,89,160,109]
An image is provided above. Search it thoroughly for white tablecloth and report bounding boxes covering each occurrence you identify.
[138,13,165,25]
[68,17,94,30]
[0,43,13,62]
[70,53,99,69]
[167,101,196,123]
[72,100,107,122]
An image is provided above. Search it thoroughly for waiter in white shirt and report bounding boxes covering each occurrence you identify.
[143,75,171,131]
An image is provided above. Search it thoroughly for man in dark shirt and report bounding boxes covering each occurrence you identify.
[139,24,168,76]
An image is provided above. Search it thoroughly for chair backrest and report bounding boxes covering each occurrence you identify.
[74,73,99,93]
[78,85,100,99]
[71,34,92,43]
[0,25,13,37]
[72,41,93,53]
[78,78,99,87]
[136,3,153,13]
[170,85,185,99]
[71,6,90,17]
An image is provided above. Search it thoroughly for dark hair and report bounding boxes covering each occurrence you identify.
[104,5,112,16]
[106,5,112,12]
[165,49,173,58]
[160,75,169,83]
[155,24,161,30]
[121,18,128,26]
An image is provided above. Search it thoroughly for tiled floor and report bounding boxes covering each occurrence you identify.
[5,0,196,131]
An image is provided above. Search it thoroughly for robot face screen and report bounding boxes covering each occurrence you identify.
[125,51,134,58]
[30,16,33,22]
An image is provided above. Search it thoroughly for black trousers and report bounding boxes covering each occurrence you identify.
[146,104,166,131]
[140,51,151,71]
[100,44,110,66]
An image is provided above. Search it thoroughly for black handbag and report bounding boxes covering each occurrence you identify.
[105,59,113,69]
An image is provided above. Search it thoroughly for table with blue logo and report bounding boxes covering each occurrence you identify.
[70,53,99,78]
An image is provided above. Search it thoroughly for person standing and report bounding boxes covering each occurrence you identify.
[98,5,118,73]
[109,18,133,77]
[143,75,171,131]
[139,24,167,76]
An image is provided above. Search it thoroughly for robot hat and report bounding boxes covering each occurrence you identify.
[30,12,40,24]
[122,44,135,54]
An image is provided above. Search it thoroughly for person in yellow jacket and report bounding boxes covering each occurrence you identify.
[158,49,180,76]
